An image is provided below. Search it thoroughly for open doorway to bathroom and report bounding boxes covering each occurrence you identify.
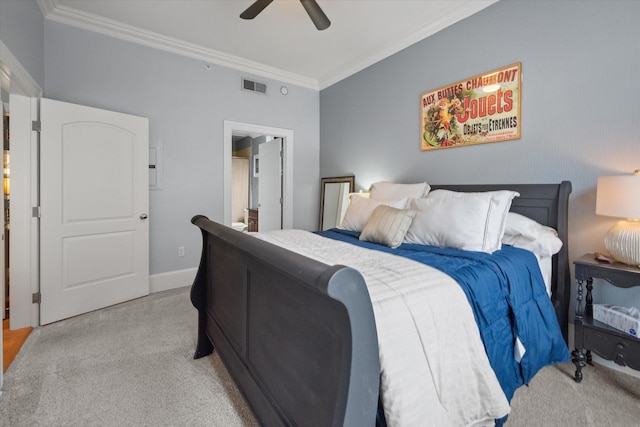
[231,134,284,232]
[224,121,293,232]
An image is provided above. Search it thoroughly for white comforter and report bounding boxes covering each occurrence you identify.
[253,229,510,427]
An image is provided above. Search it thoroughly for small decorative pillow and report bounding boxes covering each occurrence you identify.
[404,190,519,253]
[369,181,430,200]
[339,195,408,232]
[502,212,563,257]
[359,205,417,248]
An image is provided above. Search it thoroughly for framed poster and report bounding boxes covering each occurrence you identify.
[420,62,521,151]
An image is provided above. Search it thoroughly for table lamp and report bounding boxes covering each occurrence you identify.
[596,170,640,266]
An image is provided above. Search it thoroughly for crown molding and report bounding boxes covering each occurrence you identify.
[318,1,497,90]
[38,0,496,92]
[0,40,43,97]
[39,0,320,90]
[37,0,56,17]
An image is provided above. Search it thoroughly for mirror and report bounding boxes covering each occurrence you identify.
[319,176,354,231]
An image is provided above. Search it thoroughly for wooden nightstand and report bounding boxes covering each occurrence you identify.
[247,209,258,232]
[572,254,640,382]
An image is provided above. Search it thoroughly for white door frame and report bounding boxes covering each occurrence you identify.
[223,121,293,228]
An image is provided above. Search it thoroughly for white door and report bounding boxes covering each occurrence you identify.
[40,99,149,325]
[258,138,282,232]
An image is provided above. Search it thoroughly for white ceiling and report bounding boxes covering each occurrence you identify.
[38,0,497,90]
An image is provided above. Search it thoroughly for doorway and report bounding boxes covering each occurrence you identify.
[2,110,7,322]
[223,121,293,229]
[1,93,35,375]
[231,134,284,232]
[0,41,42,388]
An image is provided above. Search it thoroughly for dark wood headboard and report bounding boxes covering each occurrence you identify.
[430,181,572,342]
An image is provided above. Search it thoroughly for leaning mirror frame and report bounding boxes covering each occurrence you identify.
[319,175,355,231]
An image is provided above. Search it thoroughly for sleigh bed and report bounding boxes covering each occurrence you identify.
[190,181,572,427]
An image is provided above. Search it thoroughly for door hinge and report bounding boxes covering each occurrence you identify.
[32,292,41,304]
[32,120,41,132]
[32,206,41,218]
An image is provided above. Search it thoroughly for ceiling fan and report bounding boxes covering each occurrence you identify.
[240,0,331,31]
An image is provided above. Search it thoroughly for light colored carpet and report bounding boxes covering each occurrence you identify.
[0,288,258,427]
[1,287,639,426]
[509,359,640,426]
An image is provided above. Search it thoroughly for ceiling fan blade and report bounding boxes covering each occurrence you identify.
[300,0,331,30]
[240,0,273,20]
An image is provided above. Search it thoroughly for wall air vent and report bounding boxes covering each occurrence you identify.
[242,78,267,95]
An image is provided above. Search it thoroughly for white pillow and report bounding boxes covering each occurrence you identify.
[359,205,417,248]
[369,181,430,200]
[339,195,408,232]
[404,190,519,253]
[502,212,563,257]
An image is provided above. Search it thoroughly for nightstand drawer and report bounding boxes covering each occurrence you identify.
[582,321,640,370]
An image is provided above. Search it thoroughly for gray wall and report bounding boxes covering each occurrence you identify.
[4,0,639,308]
[44,21,320,275]
[320,0,640,309]
[0,0,45,88]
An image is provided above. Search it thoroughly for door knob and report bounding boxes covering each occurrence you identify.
[140,214,148,220]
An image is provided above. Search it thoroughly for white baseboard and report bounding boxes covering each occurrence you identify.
[149,268,197,293]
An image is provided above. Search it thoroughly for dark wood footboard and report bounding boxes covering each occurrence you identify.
[190,215,380,427]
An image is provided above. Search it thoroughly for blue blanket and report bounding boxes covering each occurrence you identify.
[317,229,570,403]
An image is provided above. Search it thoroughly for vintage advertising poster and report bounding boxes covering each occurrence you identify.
[420,63,521,151]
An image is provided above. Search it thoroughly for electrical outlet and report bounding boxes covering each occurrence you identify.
[178,246,185,257]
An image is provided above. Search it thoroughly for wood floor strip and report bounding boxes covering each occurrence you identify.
[3,318,32,372]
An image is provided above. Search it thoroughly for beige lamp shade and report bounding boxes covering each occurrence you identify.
[596,174,640,266]
[596,175,640,219]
